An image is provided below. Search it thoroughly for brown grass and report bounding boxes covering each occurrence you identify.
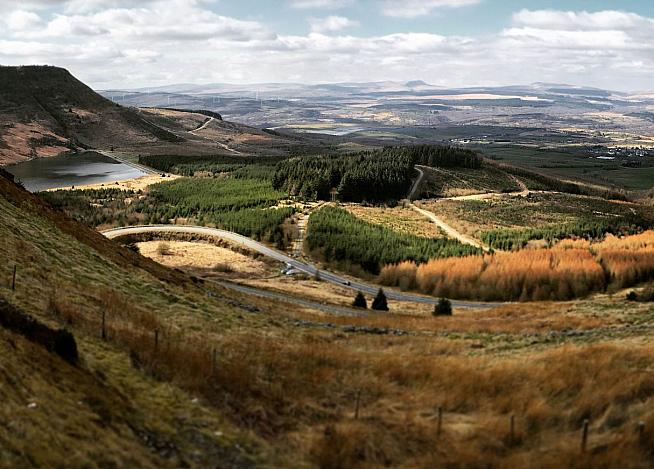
[137,240,271,277]
[379,232,654,301]
[47,286,654,467]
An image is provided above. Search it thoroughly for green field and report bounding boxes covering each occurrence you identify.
[478,145,654,191]
[418,165,520,197]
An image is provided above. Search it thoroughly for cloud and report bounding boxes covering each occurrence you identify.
[1,3,653,90]
[3,10,44,32]
[309,15,358,33]
[505,9,654,52]
[11,2,273,42]
[382,0,482,18]
[289,0,351,9]
[512,9,654,31]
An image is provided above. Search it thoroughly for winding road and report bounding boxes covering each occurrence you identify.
[404,166,490,251]
[188,117,243,155]
[407,166,425,200]
[102,224,498,310]
[410,204,490,251]
[189,117,216,133]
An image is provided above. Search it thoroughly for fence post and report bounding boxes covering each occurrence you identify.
[510,414,515,443]
[11,265,17,291]
[212,348,217,376]
[354,390,361,420]
[581,419,589,452]
[637,421,645,445]
[101,310,106,340]
[437,406,443,437]
[154,329,159,353]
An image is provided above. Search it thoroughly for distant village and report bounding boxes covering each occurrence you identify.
[583,146,654,160]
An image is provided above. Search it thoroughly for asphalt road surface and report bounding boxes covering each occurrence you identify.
[102,224,499,309]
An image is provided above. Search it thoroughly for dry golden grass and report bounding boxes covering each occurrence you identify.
[51,173,180,192]
[137,240,272,277]
[344,204,445,238]
[6,173,654,467]
[380,248,605,301]
[380,232,654,302]
[51,286,654,467]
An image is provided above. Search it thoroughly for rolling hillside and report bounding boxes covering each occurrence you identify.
[0,66,327,166]
[0,66,186,165]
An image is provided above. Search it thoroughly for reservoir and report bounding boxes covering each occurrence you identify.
[5,151,147,192]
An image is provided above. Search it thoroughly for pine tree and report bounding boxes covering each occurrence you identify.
[433,298,453,316]
[352,292,367,309]
[372,289,389,311]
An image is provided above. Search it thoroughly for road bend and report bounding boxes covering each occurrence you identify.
[102,224,499,309]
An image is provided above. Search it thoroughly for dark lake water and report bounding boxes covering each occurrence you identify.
[6,152,147,192]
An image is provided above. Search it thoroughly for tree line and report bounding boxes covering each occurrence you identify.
[40,177,295,245]
[139,154,284,176]
[272,145,483,202]
[480,216,650,251]
[306,206,479,274]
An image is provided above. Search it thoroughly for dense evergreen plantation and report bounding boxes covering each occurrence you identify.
[139,154,283,178]
[40,188,136,227]
[480,215,651,251]
[272,145,482,202]
[147,178,285,213]
[144,178,292,243]
[41,177,294,245]
[306,206,479,274]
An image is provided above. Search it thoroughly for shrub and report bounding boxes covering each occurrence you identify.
[213,263,234,273]
[352,292,367,309]
[157,242,172,256]
[434,298,453,316]
[371,289,389,311]
[53,329,79,363]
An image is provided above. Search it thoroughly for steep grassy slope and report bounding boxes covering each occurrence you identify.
[0,175,280,467]
[0,65,183,164]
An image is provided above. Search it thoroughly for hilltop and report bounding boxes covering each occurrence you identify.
[0,66,333,166]
[0,66,187,165]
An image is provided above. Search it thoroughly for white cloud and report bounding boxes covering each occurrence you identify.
[512,9,654,31]
[309,15,358,33]
[0,3,653,90]
[13,2,273,42]
[3,10,44,32]
[289,0,351,9]
[382,0,482,18]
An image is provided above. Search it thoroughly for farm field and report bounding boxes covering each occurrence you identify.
[478,145,654,191]
[135,240,277,278]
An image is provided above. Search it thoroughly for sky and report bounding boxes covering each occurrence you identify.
[1,0,653,91]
